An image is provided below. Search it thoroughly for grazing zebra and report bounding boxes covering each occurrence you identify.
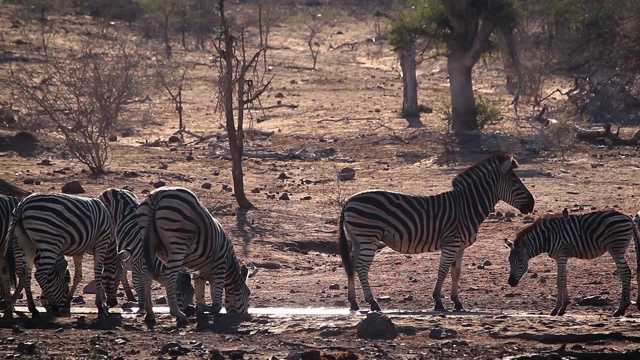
[0,195,72,310]
[338,153,535,312]
[506,209,640,317]
[1,192,121,318]
[139,186,256,326]
[98,188,195,315]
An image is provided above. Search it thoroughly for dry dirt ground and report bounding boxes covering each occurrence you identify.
[2,7,640,360]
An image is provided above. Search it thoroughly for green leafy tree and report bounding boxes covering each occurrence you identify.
[389,0,521,138]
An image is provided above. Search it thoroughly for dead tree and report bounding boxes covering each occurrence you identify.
[214,0,273,209]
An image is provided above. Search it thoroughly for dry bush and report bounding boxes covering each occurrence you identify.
[5,40,153,174]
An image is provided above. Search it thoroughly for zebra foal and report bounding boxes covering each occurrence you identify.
[0,193,121,318]
[506,209,640,316]
[338,153,535,312]
[99,188,195,316]
[139,186,255,326]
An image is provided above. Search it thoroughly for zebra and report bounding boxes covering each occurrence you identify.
[506,209,640,317]
[98,188,196,316]
[0,192,121,318]
[338,153,535,312]
[139,186,256,326]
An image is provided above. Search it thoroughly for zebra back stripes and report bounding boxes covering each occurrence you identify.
[99,188,195,315]
[506,209,640,316]
[2,193,121,318]
[139,186,251,326]
[339,153,535,312]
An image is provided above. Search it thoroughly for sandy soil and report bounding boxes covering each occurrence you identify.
[1,6,640,359]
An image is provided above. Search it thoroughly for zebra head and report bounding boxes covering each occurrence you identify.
[224,262,258,314]
[505,238,530,287]
[495,155,535,214]
[44,255,72,311]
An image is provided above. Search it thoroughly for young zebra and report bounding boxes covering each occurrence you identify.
[506,209,640,316]
[0,192,121,318]
[338,153,535,312]
[98,188,195,316]
[139,186,255,326]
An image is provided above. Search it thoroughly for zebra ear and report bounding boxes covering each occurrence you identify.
[247,262,259,278]
[504,239,514,249]
[500,157,515,173]
[118,249,131,262]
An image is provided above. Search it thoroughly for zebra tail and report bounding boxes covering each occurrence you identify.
[143,204,159,278]
[633,220,640,283]
[337,206,353,284]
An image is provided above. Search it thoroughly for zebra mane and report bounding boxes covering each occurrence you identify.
[513,213,563,244]
[451,153,516,190]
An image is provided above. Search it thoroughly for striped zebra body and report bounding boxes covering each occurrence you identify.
[506,210,640,316]
[339,153,535,312]
[139,186,251,326]
[0,195,71,312]
[99,188,195,316]
[2,193,121,318]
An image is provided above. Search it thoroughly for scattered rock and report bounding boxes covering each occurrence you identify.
[161,342,190,356]
[523,215,535,223]
[328,284,340,290]
[202,182,212,189]
[577,295,611,306]
[155,296,167,305]
[153,181,166,188]
[168,135,181,143]
[72,295,85,304]
[251,187,261,193]
[274,92,285,98]
[356,312,398,339]
[495,211,504,218]
[159,163,168,170]
[12,324,24,334]
[23,178,36,185]
[186,153,194,161]
[108,134,118,142]
[428,327,458,339]
[83,280,97,294]
[37,159,52,166]
[278,172,291,180]
[122,171,140,178]
[482,260,492,267]
[504,211,516,218]
[279,193,290,200]
[266,193,276,199]
[222,184,232,192]
[62,181,85,194]
[338,167,356,181]
[301,195,312,200]
[17,341,37,355]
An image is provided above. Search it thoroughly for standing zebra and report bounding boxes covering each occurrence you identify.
[506,210,640,316]
[99,188,195,316]
[338,153,535,312]
[1,192,121,318]
[139,186,255,326]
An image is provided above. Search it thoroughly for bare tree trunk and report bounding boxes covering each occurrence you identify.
[220,0,253,209]
[400,45,419,116]
[447,50,477,135]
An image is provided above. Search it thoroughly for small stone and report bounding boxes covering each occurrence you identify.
[83,280,97,294]
[11,325,24,334]
[504,211,516,218]
[23,178,35,185]
[278,172,291,180]
[186,153,194,161]
[495,211,504,218]
[578,295,611,306]
[301,195,312,200]
[274,92,285,98]
[153,181,166,188]
[72,295,85,304]
[159,163,168,170]
[155,296,167,305]
[428,327,457,339]
[338,167,356,181]
[16,342,37,355]
[279,193,290,200]
[357,312,397,339]
[108,134,118,142]
[222,184,232,192]
[168,135,181,143]
[403,294,414,302]
[62,181,85,194]
[482,260,492,267]
[201,182,212,189]
[37,159,52,166]
[266,193,276,199]
[251,188,261,193]
[328,284,340,290]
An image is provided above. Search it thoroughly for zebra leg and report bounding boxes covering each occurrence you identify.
[141,272,156,322]
[354,242,381,312]
[92,252,109,319]
[121,269,137,302]
[68,255,84,308]
[195,276,207,313]
[551,256,570,316]
[209,272,225,314]
[433,242,461,312]
[611,252,631,317]
[449,248,465,311]
[0,258,12,317]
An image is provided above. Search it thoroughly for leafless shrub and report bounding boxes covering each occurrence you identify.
[5,41,152,174]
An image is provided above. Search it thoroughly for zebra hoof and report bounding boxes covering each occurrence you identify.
[144,314,156,323]
[184,305,197,317]
[550,308,560,316]
[369,302,381,312]
[613,309,625,317]
[107,298,118,308]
